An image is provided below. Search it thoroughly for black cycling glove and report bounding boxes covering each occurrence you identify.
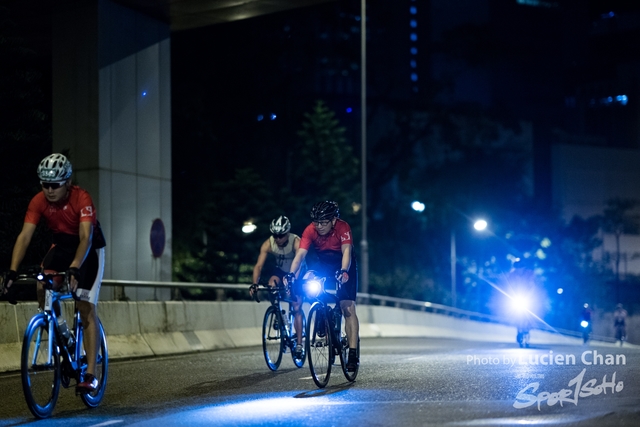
[66,267,81,284]
[335,269,349,284]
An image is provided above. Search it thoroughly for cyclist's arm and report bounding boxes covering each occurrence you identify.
[289,247,308,277]
[71,221,93,270]
[67,222,93,292]
[292,236,303,278]
[9,222,37,273]
[252,240,270,284]
[340,244,352,273]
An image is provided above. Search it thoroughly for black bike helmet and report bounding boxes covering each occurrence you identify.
[310,200,339,221]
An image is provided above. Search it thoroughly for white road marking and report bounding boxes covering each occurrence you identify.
[89,421,124,427]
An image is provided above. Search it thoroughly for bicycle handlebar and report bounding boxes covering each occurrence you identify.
[13,271,82,302]
[250,282,292,304]
[250,284,261,303]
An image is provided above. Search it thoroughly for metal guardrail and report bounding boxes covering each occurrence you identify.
[103,279,609,341]
[103,279,500,320]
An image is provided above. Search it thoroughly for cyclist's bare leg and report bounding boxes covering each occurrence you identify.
[340,300,359,348]
[36,281,45,309]
[292,296,303,344]
[268,275,280,288]
[77,300,99,376]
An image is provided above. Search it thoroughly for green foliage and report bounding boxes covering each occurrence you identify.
[291,100,360,225]
[367,105,533,301]
[172,100,362,297]
[176,168,278,288]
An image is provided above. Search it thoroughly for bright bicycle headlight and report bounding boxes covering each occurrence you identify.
[581,320,589,328]
[303,279,323,298]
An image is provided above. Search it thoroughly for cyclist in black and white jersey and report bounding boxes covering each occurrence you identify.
[250,216,306,357]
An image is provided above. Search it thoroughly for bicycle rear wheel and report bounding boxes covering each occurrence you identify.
[290,309,306,368]
[306,303,332,388]
[21,314,61,419]
[340,335,359,382]
[80,320,109,407]
[262,306,284,371]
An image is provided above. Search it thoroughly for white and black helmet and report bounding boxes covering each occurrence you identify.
[270,216,291,235]
[37,153,72,182]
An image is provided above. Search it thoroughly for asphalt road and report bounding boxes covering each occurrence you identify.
[1,337,639,426]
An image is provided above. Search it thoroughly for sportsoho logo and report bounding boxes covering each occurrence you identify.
[465,350,627,411]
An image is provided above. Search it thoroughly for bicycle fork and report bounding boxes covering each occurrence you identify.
[31,316,56,369]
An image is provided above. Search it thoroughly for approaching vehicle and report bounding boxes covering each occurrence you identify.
[8,271,108,419]
[251,282,306,371]
[300,270,359,388]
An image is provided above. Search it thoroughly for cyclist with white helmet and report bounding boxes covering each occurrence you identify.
[2,153,106,393]
[285,200,360,372]
[250,215,306,357]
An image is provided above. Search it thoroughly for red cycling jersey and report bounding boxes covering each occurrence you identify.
[24,186,97,235]
[300,219,353,252]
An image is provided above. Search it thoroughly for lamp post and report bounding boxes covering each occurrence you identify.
[360,0,369,294]
[450,218,488,308]
[451,228,456,308]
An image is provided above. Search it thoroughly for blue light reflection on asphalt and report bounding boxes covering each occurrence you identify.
[131,391,356,427]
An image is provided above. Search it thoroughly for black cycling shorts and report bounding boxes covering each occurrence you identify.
[42,240,99,291]
[312,250,358,302]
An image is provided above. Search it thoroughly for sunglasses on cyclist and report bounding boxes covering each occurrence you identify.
[273,234,287,239]
[313,220,332,227]
[41,181,67,190]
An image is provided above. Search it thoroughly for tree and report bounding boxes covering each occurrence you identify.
[600,198,640,302]
[290,99,360,228]
[365,102,532,304]
[174,168,279,298]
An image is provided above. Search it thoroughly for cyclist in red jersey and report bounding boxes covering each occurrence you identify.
[2,153,106,393]
[285,200,360,371]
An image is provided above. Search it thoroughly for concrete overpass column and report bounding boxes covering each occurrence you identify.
[52,0,172,301]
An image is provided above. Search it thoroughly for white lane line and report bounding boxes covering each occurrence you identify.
[89,420,124,427]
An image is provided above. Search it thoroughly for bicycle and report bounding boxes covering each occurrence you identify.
[251,282,306,371]
[6,271,108,419]
[299,270,359,388]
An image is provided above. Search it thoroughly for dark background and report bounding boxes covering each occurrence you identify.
[3,0,640,330]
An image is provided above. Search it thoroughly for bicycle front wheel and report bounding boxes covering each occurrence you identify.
[262,306,284,371]
[306,303,332,388]
[80,320,109,407]
[21,314,61,419]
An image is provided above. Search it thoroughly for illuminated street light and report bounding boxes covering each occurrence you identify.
[473,219,488,231]
[242,222,257,234]
[411,201,425,212]
[451,217,489,308]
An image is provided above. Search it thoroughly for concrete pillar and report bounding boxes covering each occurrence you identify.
[52,0,172,301]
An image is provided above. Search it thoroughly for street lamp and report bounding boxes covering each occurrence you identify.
[242,222,257,234]
[474,219,487,231]
[451,218,488,308]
